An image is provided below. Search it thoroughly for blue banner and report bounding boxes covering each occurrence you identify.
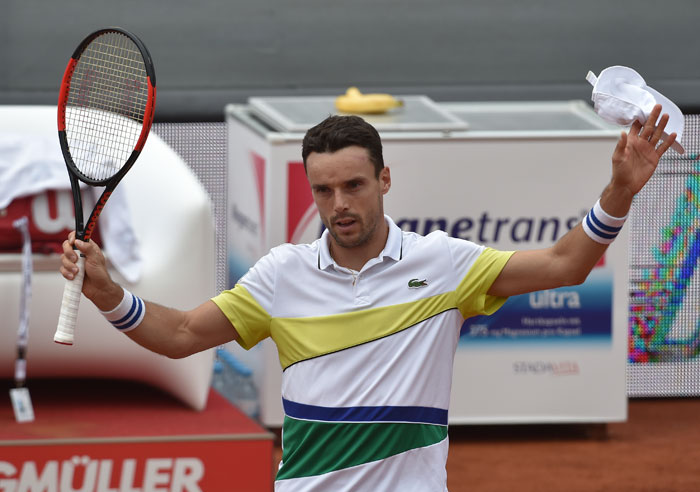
[460,268,612,346]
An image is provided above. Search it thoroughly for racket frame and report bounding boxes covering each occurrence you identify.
[57,26,157,242]
[54,27,156,344]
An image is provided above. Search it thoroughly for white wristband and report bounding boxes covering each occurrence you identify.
[99,287,145,333]
[582,199,627,244]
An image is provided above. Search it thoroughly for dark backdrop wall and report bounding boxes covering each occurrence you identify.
[2,0,698,121]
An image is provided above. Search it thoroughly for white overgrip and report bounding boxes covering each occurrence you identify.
[54,255,85,345]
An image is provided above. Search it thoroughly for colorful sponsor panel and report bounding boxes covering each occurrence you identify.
[461,268,613,346]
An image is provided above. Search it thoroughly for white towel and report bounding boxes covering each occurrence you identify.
[0,133,142,282]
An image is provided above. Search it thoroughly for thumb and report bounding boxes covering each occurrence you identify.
[73,238,91,254]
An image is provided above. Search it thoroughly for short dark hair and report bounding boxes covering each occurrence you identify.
[302,115,384,177]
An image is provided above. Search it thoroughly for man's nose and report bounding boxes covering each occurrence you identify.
[332,191,349,213]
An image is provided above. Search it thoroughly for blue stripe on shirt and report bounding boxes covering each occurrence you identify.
[283,398,448,425]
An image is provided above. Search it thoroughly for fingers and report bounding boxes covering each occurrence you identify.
[629,119,643,136]
[656,132,677,156]
[61,231,103,281]
[62,231,76,251]
[60,262,79,280]
[648,113,669,144]
[632,104,676,155]
[61,231,78,280]
[612,131,627,161]
[62,238,75,257]
[60,244,80,280]
[638,104,664,141]
[61,232,91,262]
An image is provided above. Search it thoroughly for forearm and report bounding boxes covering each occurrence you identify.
[91,283,196,358]
[548,224,610,286]
[124,300,195,359]
[124,298,237,358]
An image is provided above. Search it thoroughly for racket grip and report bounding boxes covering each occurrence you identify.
[54,255,86,345]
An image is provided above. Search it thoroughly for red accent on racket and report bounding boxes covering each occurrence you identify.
[54,27,156,345]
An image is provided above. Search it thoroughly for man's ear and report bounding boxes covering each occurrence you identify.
[380,167,391,195]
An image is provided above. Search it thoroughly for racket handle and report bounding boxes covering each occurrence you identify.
[54,255,86,345]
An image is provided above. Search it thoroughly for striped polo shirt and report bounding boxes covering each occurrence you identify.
[212,216,513,491]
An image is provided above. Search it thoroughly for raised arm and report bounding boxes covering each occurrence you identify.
[60,232,239,358]
[488,104,677,297]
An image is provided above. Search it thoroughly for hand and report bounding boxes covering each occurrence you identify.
[60,231,122,310]
[610,104,677,199]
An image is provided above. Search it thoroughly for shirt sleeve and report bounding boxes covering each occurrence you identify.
[210,250,278,350]
[446,237,514,319]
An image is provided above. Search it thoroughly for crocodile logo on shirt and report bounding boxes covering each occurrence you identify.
[408,278,428,288]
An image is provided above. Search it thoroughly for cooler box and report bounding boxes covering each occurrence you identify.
[225,97,626,426]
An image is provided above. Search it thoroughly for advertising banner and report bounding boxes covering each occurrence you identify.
[0,440,272,492]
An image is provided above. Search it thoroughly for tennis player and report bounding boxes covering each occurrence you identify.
[60,104,675,491]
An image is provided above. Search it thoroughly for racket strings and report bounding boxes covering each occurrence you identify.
[65,31,149,181]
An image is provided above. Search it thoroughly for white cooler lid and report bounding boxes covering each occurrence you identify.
[248,95,469,133]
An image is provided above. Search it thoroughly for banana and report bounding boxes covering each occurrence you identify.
[334,87,403,115]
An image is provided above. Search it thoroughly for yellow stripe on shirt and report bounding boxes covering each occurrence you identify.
[455,247,514,318]
[211,285,272,350]
[271,291,457,369]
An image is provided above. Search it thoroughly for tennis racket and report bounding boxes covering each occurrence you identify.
[54,27,156,345]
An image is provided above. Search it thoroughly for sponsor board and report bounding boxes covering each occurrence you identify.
[462,268,613,346]
[0,440,272,492]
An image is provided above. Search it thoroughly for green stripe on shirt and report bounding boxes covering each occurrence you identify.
[276,417,448,481]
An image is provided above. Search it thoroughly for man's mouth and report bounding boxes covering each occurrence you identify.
[334,217,358,230]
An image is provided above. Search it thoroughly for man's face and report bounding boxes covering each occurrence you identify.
[306,146,391,250]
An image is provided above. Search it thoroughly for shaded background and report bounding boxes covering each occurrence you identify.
[1,0,698,121]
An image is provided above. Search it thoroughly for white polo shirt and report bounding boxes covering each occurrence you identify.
[212,216,513,491]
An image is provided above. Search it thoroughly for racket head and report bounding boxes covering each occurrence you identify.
[57,27,157,187]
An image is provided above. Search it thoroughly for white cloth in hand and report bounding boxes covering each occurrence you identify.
[587,66,684,154]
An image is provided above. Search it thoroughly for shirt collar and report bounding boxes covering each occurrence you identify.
[318,215,402,270]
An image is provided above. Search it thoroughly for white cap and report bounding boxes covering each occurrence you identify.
[587,66,684,154]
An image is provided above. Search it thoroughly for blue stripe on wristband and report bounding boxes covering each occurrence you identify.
[585,213,618,240]
[100,288,145,333]
[582,199,627,245]
[588,207,624,234]
[112,293,139,326]
[113,296,145,331]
